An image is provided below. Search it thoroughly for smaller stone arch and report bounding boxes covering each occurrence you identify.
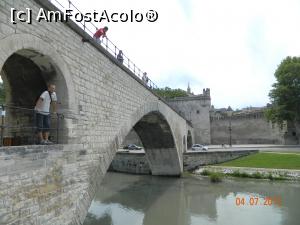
[0,33,76,112]
[0,34,77,145]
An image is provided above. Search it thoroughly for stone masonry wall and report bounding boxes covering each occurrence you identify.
[0,144,105,225]
[108,150,258,173]
[210,115,285,144]
[109,152,151,174]
[183,150,258,171]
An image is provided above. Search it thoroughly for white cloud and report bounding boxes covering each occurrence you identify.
[66,0,300,109]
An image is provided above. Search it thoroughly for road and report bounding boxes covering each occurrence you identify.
[201,144,300,153]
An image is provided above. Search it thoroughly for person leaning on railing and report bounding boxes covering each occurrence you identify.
[34,84,57,145]
[93,26,108,44]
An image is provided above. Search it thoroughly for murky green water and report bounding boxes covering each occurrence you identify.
[83,172,300,225]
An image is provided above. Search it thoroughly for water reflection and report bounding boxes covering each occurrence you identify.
[83,172,300,225]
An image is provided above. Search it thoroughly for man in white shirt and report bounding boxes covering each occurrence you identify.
[35,84,57,144]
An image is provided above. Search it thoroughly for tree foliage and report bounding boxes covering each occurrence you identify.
[265,56,300,124]
[153,87,188,99]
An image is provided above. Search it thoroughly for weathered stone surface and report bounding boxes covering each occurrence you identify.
[110,150,259,173]
[210,114,285,144]
[109,152,151,174]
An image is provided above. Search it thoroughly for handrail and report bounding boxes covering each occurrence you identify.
[0,104,64,146]
[49,0,158,89]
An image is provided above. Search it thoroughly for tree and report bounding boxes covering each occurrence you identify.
[153,87,188,99]
[265,56,300,124]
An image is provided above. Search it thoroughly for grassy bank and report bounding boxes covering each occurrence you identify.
[218,152,300,170]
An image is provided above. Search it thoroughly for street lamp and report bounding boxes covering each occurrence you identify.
[228,111,233,147]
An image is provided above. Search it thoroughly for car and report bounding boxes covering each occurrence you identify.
[123,144,143,150]
[191,144,208,151]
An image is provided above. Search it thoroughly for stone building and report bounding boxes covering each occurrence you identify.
[167,88,211,144]
[166,85,295,145]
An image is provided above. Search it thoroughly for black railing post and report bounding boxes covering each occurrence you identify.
[56,113,59,144]
[33,110,37,145]
[0,105,4,147]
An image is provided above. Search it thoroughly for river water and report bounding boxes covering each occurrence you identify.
[83,172,300,225]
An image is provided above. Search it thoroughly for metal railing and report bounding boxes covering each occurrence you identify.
[0,104,64,146]
[48,0,158,90]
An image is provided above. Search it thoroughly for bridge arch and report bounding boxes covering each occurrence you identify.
[116,101,184,176]
[0,33,76,144]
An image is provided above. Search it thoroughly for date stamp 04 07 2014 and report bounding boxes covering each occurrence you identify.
[235,196,282,207]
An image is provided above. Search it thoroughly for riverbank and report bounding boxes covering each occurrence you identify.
[194,166,300,180]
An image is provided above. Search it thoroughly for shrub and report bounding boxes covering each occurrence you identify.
[268,173,274,180]
[200,169,211,176]
[252,172,263,179]
[210,172,223,183]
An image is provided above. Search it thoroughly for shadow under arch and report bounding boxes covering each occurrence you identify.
[187,130,193,149]
[0,33,76,113]
[116,101,183,176]
[0,33,77,144]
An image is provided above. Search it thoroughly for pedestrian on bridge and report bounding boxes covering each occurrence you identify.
[93,26,108,44]
[34,84,57,145]
[142,72,149,85]
[117,50,124,64]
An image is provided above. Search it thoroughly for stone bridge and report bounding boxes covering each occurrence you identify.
[0,0,193,224]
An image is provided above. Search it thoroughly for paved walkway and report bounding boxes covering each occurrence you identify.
[118,145,300,154]
[204,144,300,153]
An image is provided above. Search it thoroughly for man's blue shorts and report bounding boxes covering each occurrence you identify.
[36,112,50,132]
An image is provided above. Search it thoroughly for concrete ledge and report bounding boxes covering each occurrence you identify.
[0,144,84,153]
[183,150,258,171]
[109,150,259,174]
[0,144,85,176]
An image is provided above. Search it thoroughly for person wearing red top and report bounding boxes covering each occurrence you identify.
[93,26,108,44]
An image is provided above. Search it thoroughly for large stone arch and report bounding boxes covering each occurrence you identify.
[116,101,184,176]
[0,33,77,144]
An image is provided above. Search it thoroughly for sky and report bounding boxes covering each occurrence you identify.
[59,0,300,109]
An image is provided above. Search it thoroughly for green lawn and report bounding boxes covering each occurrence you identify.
[218,152,300,170]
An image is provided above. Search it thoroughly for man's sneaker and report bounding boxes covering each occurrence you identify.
[38,140,46,145]
[45,140,54,145]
